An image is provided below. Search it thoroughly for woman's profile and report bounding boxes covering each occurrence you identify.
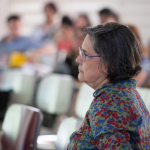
[68,22,150,149]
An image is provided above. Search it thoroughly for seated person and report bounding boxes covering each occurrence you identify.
[68,22,150,149]
[0,15,43,54]
[98,8,119,24]
[32,2,60,44]
[55,16,74,55]
[74,14,91,29]
[0,15,56,68]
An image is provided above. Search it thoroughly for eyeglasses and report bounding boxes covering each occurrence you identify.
[79,47,100,60]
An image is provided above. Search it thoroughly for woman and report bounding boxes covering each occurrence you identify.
[68,22,150,149]
[32,2,59,44]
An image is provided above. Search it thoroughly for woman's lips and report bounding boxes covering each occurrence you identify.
[78,68,83,73]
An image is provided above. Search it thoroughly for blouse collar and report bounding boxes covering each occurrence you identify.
[93,79,137,97]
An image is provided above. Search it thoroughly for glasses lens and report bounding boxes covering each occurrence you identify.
[79,47,85,60]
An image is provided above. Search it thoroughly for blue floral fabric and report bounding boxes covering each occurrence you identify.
[68,79,150,150]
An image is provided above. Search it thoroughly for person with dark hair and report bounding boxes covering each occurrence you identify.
[62,16,73,26]
[74,14,91,29]
[98,8,119,23]
[44,2,57,14]
[7,15,20,22]
[0,15,43,54]
[32,2,60,43]
[68,22,150,149]
[55,16,74,54]
[0,15,56,68]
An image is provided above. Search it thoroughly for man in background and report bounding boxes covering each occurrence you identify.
[0,15,57,68]
[0,15,43,54]
[98,8,119,24]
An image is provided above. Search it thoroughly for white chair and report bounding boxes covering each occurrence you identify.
[0,69,36,105]
[75,83,94,119]
[37,117,79,150]
[36,73,74,114]
[1,104,43,150]
[136,87,150,112]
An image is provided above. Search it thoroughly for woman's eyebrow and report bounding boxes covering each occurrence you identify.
[82,48,90,55]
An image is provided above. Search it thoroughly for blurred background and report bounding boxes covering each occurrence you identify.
[0,0,150,45]
[0,0,150,149]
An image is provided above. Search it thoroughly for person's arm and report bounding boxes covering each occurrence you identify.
[26,43,57,63]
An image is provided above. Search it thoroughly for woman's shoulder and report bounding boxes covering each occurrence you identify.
[89,85,142,121]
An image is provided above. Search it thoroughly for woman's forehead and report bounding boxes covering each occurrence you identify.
[82,35,96,54]
[82,35,92,48]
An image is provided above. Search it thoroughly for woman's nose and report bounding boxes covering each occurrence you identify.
[76,55,83,65]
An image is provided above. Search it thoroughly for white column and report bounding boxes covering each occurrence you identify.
[0,0,10,40]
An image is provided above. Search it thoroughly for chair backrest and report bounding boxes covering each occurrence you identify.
[55,117,78,150]
[1,104,43,150]
[75,83,94,119]
[36,117,83,150]
[36,73,74,114]
[136,87,150,112]
[0,69,36,105]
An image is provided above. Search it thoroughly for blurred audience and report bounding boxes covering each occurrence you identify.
[98,8,119,23]
[74,14,91,29]
[128,24,150,87]
[32,2,60,44]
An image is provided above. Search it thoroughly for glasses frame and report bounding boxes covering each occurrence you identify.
[79,47,100,60]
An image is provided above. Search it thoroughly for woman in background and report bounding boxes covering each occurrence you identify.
[127,24,150,87]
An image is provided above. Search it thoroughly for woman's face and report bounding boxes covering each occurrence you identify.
[76,35,108,89]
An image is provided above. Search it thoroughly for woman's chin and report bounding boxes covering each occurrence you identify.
[78,73,85,82]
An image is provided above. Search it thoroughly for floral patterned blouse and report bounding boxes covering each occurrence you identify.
[68,79,150,150]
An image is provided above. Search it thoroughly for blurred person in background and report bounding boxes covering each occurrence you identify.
[74,13,91,29]
[53,16,75,75]
[55,16,74,55]
[65,28,86,79]
[0,15,56,69]
[0,15,44,68]
[53,25,86,79]
[32,2,60,44]
[68,22,150,149]
[0,15,43,54]
[98,8,119,24]
[128,24,150,87]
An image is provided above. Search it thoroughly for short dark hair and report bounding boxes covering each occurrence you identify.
[84,22,142,83]
[7,15,20,22]
[62,16,73,27]
[98,8,113,16]
[45,2,57,13]
[78,14,91,27]
[98,8,119,22]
